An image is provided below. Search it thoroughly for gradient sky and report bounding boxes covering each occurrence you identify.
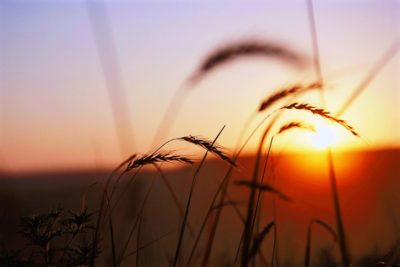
[0,0,399,172]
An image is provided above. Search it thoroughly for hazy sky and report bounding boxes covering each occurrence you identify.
[0,0,399,172]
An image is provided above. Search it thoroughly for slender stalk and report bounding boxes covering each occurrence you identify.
[252,137,274,242]
[153,164,195,237]
[111,168,143,210]
[270,160,279,267]
[173,126,225,267]
[120,230,175,264]
[117,176,156,264]
[240,109,286,267]
[271,223,278,267]
[109,213,117,267]
[304,219,337,267]
[251,137,274,267]
[304,221,313,267]
[136,211,144,267]
[336,40,399,116]
[90,154,136,267]
[306,0,323,93]
[86,0,134,158]
[185,166,244,267]
[119,230,175,264]
[241,122,271,267]
[327,148,351,266]
[233,233,244,266]
[94,154,138,259]
[201,166,250,267]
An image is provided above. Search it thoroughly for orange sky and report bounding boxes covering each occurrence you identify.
[0,0,399,173]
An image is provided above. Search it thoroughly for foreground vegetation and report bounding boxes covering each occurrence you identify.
[1,1,399,266]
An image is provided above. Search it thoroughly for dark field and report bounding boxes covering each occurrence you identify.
[1,148,399,266]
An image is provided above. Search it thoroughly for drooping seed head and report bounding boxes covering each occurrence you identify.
[126,152,193,170]
[280,102,359,137]
[178,135,236,166]
[187,40,307,85]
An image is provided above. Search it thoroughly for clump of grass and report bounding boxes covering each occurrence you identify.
[178,135,236,166]
[187,39,307,85]
[258,82,322,112]
[1,207,98,267]
[281,102,359,137]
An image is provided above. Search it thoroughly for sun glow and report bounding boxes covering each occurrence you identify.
[308,119,340,149]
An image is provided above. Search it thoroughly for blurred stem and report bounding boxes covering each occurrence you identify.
[327,148,351,267]
[252,136,274,267]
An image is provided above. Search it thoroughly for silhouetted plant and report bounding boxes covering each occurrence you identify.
[0,207,98,267]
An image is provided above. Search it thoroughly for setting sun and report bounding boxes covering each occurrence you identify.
[0,1,399,266]
[308,119,340,149]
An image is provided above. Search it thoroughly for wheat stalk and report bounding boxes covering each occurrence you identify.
[178,135,236,166]
[281,102,359,137]
[126,152,193,170]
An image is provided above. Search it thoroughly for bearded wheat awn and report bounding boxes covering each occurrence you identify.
[178,135,236,166]
[281,102,359,137]
[126,152,193,170]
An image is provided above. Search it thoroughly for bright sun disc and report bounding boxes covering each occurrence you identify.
[309,120,339,149]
